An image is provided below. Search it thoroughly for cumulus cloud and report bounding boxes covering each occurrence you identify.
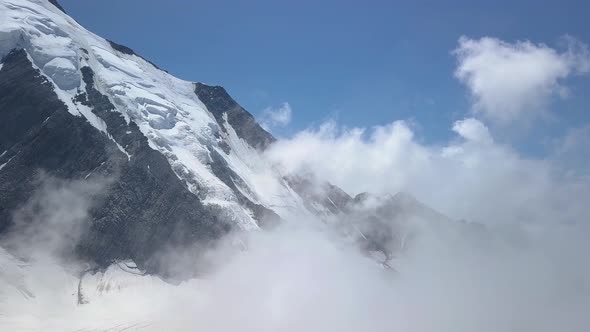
[454,36,590,123]
[265,118,590,226]
[452,117,492,143]
[260,102,292,131]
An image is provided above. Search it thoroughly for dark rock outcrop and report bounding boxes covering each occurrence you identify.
[48,0,66,13]
[194,83,275,150]
[107,39,166,72]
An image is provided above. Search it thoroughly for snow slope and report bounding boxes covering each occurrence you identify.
[0,0,308,229]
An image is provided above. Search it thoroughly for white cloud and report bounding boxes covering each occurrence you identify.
[2,214,589,331]
[3,118,590,332]
[454,36,590,123]
[552,123,590,176]
[265,118,590,226]
[260,102,292,131]
[452,117,492,143]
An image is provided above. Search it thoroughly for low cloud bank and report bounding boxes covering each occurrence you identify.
[265,118,590,227]
[1,216,588,331]
[1,118,589,332]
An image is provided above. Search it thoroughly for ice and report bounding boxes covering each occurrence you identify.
[42,57,79,90]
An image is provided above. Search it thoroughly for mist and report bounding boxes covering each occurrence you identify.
[0,174,589,331]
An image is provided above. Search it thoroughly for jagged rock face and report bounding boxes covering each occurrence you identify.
[194,83,276,150]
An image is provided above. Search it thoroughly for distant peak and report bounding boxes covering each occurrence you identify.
[48,0,66,13]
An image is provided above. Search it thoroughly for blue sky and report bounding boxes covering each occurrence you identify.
[60,0,590,155]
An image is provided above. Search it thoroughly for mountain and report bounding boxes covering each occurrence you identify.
[0,0,349,272]
[0,0,451,274]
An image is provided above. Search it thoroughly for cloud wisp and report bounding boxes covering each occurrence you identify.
[260,102,293,133]
[1,214,589,331]
[1,174,109,261]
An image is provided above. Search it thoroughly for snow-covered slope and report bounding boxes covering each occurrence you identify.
[0,0,309,230]
[0,0,312,229]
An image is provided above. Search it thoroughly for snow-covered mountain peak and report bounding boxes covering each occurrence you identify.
[0,0,309,231]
